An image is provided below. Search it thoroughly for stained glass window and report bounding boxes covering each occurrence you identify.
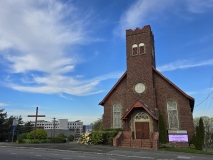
[167,101,179,129]
[113,103,121,128]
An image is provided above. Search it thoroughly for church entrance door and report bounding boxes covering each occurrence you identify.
[135,122,149,139]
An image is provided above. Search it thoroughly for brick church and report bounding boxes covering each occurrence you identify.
[99,25,194,149]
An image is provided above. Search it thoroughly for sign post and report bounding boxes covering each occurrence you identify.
[12,119,18,142]
[28,107,45,139]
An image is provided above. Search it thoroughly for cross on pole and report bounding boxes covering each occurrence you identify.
[28,107,45,139]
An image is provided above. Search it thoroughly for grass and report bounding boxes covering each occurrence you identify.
[159,147,213,155]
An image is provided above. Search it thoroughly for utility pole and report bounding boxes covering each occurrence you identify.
[53,117,56,138]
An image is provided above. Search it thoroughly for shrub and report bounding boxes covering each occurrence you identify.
[16,133,28,143]
[190,144,196,149]
[27,129,47,140]
[68,134,74,142]
[78,132,91,145]
[50,137,66,143]
[57,133,66,138]
[78,130,120,145]
[18,133,28,139]
[90,131,104,144]
[104,131,118,145]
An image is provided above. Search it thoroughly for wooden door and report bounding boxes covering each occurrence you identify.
[135,122,149,139]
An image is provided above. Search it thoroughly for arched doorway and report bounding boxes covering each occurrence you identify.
[134,112,150,139]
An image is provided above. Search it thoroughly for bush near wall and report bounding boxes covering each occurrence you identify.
[78,129,122,145]
[27,129,47,140]
[68,134,74,142]
[50,137,66,143]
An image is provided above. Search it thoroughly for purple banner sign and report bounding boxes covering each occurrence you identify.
[168,134,188,142]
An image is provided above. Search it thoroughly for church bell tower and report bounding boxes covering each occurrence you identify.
[125,25,156,111]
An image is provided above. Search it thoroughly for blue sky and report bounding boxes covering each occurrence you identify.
[0,0,213,124]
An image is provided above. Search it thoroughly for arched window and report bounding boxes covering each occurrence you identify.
[132,44,138,56]
[113,103,121,128]
[139,43,145,54]
[167,101,179,129]
[135,112,149,120]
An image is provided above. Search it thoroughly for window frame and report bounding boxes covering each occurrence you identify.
[112,103,121,128]
[167,101,179,130]
[139,43,145,55]
[132,44,138,56]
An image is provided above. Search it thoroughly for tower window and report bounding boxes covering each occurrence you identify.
[139,43,145,54]
[132,44,138,56]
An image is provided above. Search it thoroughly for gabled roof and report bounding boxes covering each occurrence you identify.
[122,100,158,120]
[99,68,195,112]
[153,67,194,112]
[99,72,127,105]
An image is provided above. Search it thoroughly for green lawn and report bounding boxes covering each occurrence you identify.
[159,147,213,155]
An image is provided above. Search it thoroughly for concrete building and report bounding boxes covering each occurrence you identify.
[31,119,83,134]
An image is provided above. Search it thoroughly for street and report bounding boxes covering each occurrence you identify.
[0,143,213,160]
[0,147,149,160]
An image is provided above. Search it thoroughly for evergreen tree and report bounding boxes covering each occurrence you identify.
[158,113,168,144]
[23,121,34,133]
[190,133,196,145]
[4,116,14,141]
[195,126,199,149]
[199,117,205,147]
[0,108,7,141]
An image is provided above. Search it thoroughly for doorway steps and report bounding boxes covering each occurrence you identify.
[113,131,159,150]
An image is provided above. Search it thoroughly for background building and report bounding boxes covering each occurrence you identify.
[31,119,83,135]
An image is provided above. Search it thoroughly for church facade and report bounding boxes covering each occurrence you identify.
[99,25,194,149]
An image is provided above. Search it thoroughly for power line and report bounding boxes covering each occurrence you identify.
[194,90,213,107]
[202,76,213,115]
[207,96,213,116]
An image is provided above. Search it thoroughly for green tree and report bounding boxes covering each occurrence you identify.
[0,108,7,141]
[3,116,24,142]
[199,118,205,147]
[68,134,74,142]
[193,116,213,150]
[14,116,24,140]
[158,113,168,144]
[195,126,202,150]
[4,116,14,142]
[92,118,102,131]
[27,129,47,140]
[23,121,34,133]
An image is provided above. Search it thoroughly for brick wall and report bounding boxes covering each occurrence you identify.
[154,72,194,141]
[102,75,127,129]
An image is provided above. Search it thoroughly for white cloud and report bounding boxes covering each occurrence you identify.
[114,0,173,36]
[157,59,213,72]
[0,0,121,96]
[114,0,213,36]
[6,72,122,96]
[0,103,9,107]
[186,0,213,13]
[0,0,85,74]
